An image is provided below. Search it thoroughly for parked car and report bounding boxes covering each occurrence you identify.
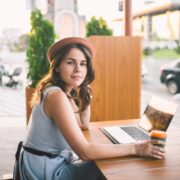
[160,59,180,94]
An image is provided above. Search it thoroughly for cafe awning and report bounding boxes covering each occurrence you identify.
[133,1,180,18]
[114,1,180,21]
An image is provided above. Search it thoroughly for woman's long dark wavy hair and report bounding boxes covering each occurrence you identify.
[31,43,95,111]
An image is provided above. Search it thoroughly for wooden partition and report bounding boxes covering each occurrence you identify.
[88,36,142,122]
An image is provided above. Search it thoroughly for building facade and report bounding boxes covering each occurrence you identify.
[27,0,86,38]
[133,0,180,43]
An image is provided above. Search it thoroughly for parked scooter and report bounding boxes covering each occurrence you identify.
[0,64,5,86]
[1,66,23,88]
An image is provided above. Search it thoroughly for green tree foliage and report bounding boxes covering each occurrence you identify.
[175,41,180,54]
[175,46,180,54]
[86,16,113,37]
[26,9,55,87]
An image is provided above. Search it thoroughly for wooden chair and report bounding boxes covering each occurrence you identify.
[88,36,142,122]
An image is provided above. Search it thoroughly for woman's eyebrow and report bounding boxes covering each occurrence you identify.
[66,58,76,61]
[66,58,87,62]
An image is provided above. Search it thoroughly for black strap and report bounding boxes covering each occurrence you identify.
[23,146,59,158]
[14,141,23,180]
[15,141,23,161]
[14,141,60,180]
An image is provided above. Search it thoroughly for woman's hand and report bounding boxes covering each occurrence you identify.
[133,140,166,159]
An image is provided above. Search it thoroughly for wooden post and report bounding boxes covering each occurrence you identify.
[124,0,132,36]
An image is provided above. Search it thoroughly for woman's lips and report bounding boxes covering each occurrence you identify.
[71,76,82,80]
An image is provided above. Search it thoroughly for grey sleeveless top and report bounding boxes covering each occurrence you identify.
[18,86,76,180]
[24,86,71,152]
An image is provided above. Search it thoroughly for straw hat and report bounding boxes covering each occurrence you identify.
[47,37,95,62]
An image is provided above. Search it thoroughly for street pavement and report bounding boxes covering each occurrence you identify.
[0,87,26,178]
[0,86,180,179]
[0,87,26,126]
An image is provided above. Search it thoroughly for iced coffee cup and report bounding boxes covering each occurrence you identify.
[150,130,167,148]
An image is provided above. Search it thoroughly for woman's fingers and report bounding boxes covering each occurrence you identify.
[151,145,166,159]
[151,153,164,159]
[153,145,166,153]
[150,140,165,146]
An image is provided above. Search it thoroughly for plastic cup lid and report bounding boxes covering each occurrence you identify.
[150,130,167,138]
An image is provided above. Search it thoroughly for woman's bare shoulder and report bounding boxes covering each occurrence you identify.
[46,88,67,102]
[44,88,69,118]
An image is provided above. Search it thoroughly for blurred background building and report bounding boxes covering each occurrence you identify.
[0,0,180,55]
[116,0,180,50]
[133,0,180,43]
[26,0,86,38]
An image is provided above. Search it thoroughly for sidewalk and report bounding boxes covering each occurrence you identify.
[0,87,179,178]
[0,87,26,178]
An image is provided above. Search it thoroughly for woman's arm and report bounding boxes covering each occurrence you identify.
[45,90,165,161]
[68,97,90,130]
[80,105,90,129]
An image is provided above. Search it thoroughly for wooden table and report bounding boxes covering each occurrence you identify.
[84,119,180,180]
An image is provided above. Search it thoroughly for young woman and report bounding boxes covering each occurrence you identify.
[14,37,165,180]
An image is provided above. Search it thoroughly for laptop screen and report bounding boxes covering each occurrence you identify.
[139,96,178,132]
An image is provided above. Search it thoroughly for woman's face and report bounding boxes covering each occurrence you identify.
[58,48,88,91]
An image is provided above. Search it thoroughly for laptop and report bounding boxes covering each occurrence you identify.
[100,96,178,144]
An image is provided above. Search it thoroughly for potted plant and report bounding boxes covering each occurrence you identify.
[26,9,55,124]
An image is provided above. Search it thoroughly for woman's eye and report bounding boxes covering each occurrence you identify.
[67,61,74,65]
[81,63,87,66]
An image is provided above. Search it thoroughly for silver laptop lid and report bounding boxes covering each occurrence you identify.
[138,96,178,132]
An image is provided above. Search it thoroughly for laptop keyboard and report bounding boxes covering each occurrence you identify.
[121,126,150,140]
